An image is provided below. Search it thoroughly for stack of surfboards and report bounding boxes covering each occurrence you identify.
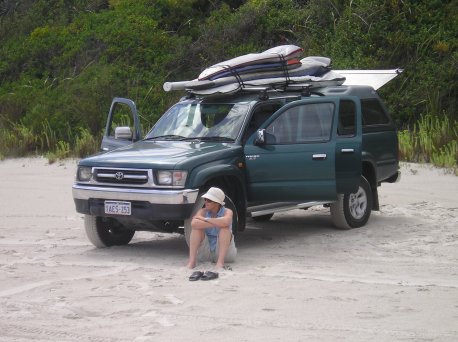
[163,45,346,96]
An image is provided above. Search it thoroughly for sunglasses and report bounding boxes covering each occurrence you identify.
[204,198,215,203]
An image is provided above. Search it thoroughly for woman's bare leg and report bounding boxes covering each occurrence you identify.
[215,228,232,269]
[187,228,205,269]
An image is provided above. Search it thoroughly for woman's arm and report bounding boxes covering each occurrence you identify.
[191,208,233,230]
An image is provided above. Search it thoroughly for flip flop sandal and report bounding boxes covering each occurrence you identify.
[189,271,204,281]
[200,271,219,281]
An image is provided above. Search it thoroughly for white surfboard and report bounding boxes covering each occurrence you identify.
[198,45,304,80]
[163,56,333,92]
[188,71,345,96]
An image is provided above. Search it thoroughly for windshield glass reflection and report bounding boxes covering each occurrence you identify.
[145,102,249,141]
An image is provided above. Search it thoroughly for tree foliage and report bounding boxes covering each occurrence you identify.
[0,0,456,154]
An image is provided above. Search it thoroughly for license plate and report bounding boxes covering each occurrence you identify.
[104,201,131,216]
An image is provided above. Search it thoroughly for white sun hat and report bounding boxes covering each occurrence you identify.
[202,187,226,205]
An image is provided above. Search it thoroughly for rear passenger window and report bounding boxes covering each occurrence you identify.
[338,100,356,136]
[361,99,389,126]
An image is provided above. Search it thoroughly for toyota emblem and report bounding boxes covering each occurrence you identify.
[115,171,124,180]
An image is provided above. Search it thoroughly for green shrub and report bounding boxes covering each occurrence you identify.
[431,140,458,169]
[46,140,70,164]
[0,122,40,156]
[398,129,416,161]
[74,127,100,158]
[398,114,457,170]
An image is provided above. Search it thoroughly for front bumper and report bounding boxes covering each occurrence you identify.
[72,184,199,220]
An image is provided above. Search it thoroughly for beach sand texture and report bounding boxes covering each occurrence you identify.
[0,157,457,341]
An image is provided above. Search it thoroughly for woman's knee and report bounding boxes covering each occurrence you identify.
[191,227,204,236]
[219,227,232,238]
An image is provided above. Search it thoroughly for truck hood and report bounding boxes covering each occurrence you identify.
[80,140,240,169]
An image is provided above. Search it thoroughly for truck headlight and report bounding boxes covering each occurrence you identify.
[77,166,92,181]
[157,170,187,187]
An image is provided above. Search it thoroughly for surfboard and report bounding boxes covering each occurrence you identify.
[163,68,402,94]
[163,56,333,92]
[198,45,304,80]
[188,71,346,96]
[162,44,403,96]
[207,59,301,81]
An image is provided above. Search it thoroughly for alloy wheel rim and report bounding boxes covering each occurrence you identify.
[349,187,367,219]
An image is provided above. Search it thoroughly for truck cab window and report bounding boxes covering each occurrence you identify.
[266,103,334,144]
[243,103,281,143]
[338,100,356,136]
[361,99,389,126]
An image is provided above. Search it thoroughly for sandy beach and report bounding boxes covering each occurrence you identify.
[0,157,457,341]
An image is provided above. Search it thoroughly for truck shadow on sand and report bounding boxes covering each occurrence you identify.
[84,209,342,261]
[239,212,337,248]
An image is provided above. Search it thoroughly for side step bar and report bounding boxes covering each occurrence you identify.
[247,201,330,217]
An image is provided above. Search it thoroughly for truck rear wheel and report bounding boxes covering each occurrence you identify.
[184,195,239,247]
[84,215,135,248]
[330,176,372,229]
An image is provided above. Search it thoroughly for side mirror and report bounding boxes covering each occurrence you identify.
[115,126,133,140]
[254,129,266,146]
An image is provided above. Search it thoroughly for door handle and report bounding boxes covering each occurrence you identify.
[312,154,327,160]
[341,148,354,153]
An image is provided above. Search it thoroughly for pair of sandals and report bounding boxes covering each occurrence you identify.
[189,270,218,281]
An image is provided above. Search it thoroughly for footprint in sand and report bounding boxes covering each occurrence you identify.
[356,311,389,319]
[143,312,175,327]
[156,316,174,327]
[164,294,183,305]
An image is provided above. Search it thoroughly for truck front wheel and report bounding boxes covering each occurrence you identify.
[330,176,372,229]
[84,215,135,248]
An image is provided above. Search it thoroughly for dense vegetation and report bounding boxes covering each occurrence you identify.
[0,0,456,168]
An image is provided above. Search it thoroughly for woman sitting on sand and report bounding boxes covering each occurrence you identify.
[186,187,237,280]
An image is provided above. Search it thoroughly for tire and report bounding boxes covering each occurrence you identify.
[252,213,274,222]
[184,194,239,247]
[84,215,135,248]
[330,176,372,229]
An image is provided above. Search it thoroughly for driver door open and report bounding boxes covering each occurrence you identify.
[101,98,141,152]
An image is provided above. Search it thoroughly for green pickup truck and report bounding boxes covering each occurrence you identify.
[72,84,400,247]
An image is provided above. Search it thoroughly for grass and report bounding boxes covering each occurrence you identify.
[46,140,70,164]
[398,114,457,173]
[0,119,101,163]
[74,128,100,158]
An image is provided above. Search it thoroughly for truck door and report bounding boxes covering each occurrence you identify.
[335,98,362,194]
[101,98,142,152]
[243,98,339,202]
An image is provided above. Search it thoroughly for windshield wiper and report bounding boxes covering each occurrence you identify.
[145,135,235,142]
[180,137,203,141]
[144,135,186,141]
[194,136,235,142]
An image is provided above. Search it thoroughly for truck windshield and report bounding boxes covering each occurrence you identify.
[145,102,249,141]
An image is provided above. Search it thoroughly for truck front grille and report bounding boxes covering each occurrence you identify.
[94,168,151,186]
